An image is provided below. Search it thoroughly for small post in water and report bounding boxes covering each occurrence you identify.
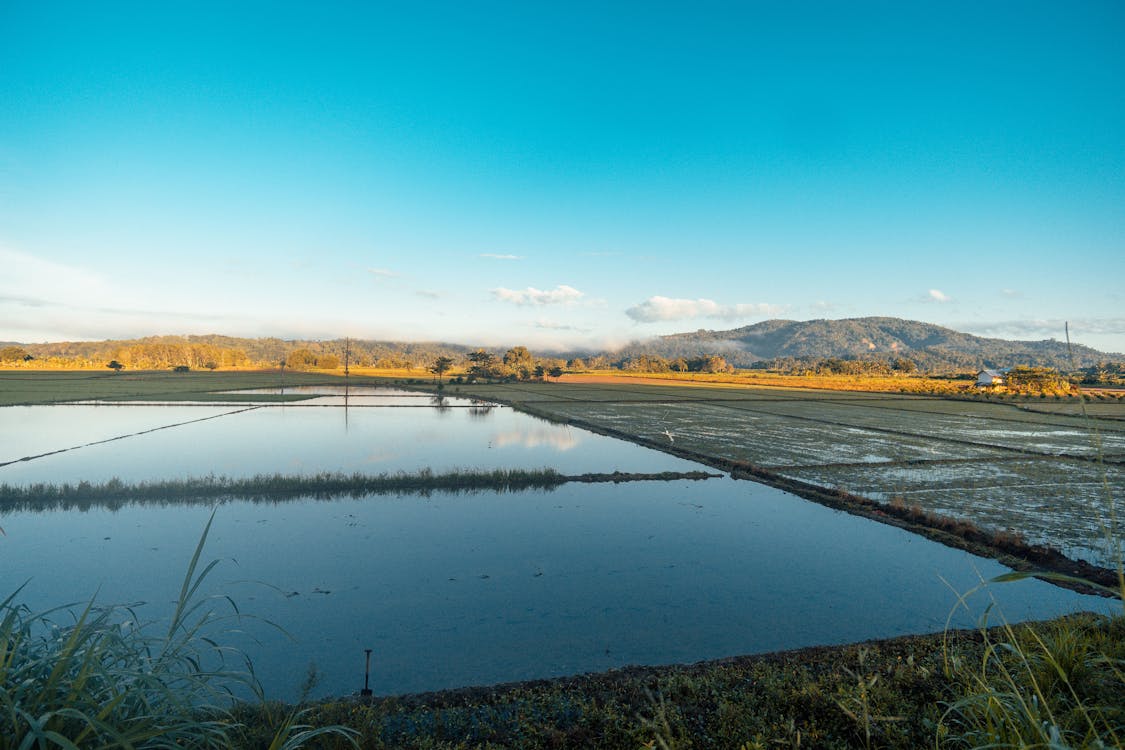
[361,648,373,697]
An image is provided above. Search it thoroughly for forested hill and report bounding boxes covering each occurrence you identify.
[615,317,1120,371]
[3,318,1120,373]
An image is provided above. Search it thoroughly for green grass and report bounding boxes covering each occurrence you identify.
[221,613,1122,749]
[0,370,385,406]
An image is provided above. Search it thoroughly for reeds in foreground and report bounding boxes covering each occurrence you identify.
[0,511,357,749]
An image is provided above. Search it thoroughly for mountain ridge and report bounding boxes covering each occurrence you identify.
[3,317,1121,372]
[614,316,1120,371]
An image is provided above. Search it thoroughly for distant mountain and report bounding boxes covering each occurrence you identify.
[613,317,1121,371]
[6,318,1120,373]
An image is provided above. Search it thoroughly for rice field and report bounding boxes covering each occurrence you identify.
[451,378,1125,569]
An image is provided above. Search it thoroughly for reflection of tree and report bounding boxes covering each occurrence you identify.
[430,395,451,414]
[467,399,495,419]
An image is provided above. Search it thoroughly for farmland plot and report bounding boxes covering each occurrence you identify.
[480,382,1125,568]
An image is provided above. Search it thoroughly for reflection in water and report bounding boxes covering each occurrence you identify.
[0,402,700,485]
[0,479,1110,702]
[491,428,579,452]
[468,401,495,419]
[3,396,1108,704]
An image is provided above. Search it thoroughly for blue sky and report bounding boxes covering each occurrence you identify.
[2,1,1123,353]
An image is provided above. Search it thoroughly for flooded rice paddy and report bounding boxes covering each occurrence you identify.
[0,386,1116,701]
[486,382,1124,567]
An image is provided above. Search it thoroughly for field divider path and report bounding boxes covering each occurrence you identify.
[0,406,262,468]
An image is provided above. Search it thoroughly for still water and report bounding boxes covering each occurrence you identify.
[0,390,700,482]
[0,393,1112,701]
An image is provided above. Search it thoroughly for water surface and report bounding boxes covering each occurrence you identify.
[0,396,1111,701]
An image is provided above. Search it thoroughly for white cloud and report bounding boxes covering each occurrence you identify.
[960,318,1125,341]
[928,289,951,303]
[368,268,399,279]
[491,285,584,306]
[625,296,785,323]
[1001,288,1021,298]
[534,318,589,332]
[0,247,108,305]
[479,253,523,260]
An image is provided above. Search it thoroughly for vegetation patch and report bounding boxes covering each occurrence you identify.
[0,469,719,511]
[229,613,1124,749]
[0,513,356,749]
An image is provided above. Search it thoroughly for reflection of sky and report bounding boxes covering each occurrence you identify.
[0,405,244,465]
[0,478,1110,702]
[490,428,579,452]
[0,403,702,485]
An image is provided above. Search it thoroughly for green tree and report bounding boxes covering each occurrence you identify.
[106,360,124,373]
[467,350,500,381]
[503,346,534,380]
[429,356,454,384]
[286,349,317,370]
[548,365,564,380]
[315,354,340,370]
[892,357,917,374]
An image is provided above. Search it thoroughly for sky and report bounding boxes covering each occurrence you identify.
[1,1,1123,353]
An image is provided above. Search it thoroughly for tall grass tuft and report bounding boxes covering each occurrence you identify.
[938,611,1124,748]
[938,325,1124,749]
[0,511,357,749]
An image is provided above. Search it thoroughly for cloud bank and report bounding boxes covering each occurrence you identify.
[625,296,784,323]
[961,318,1125,342]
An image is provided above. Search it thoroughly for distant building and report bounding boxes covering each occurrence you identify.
[976,369,1006,387]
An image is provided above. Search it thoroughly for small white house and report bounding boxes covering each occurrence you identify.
[976,369,1006,387]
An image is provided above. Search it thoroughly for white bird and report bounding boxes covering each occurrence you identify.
[661,429,675,443]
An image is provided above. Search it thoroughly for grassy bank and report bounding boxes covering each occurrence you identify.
[0,369,384,406]
[230,613,1123,749]
[0,468,720,511]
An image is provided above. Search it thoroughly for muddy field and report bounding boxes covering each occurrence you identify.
[450,379,1125,568]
